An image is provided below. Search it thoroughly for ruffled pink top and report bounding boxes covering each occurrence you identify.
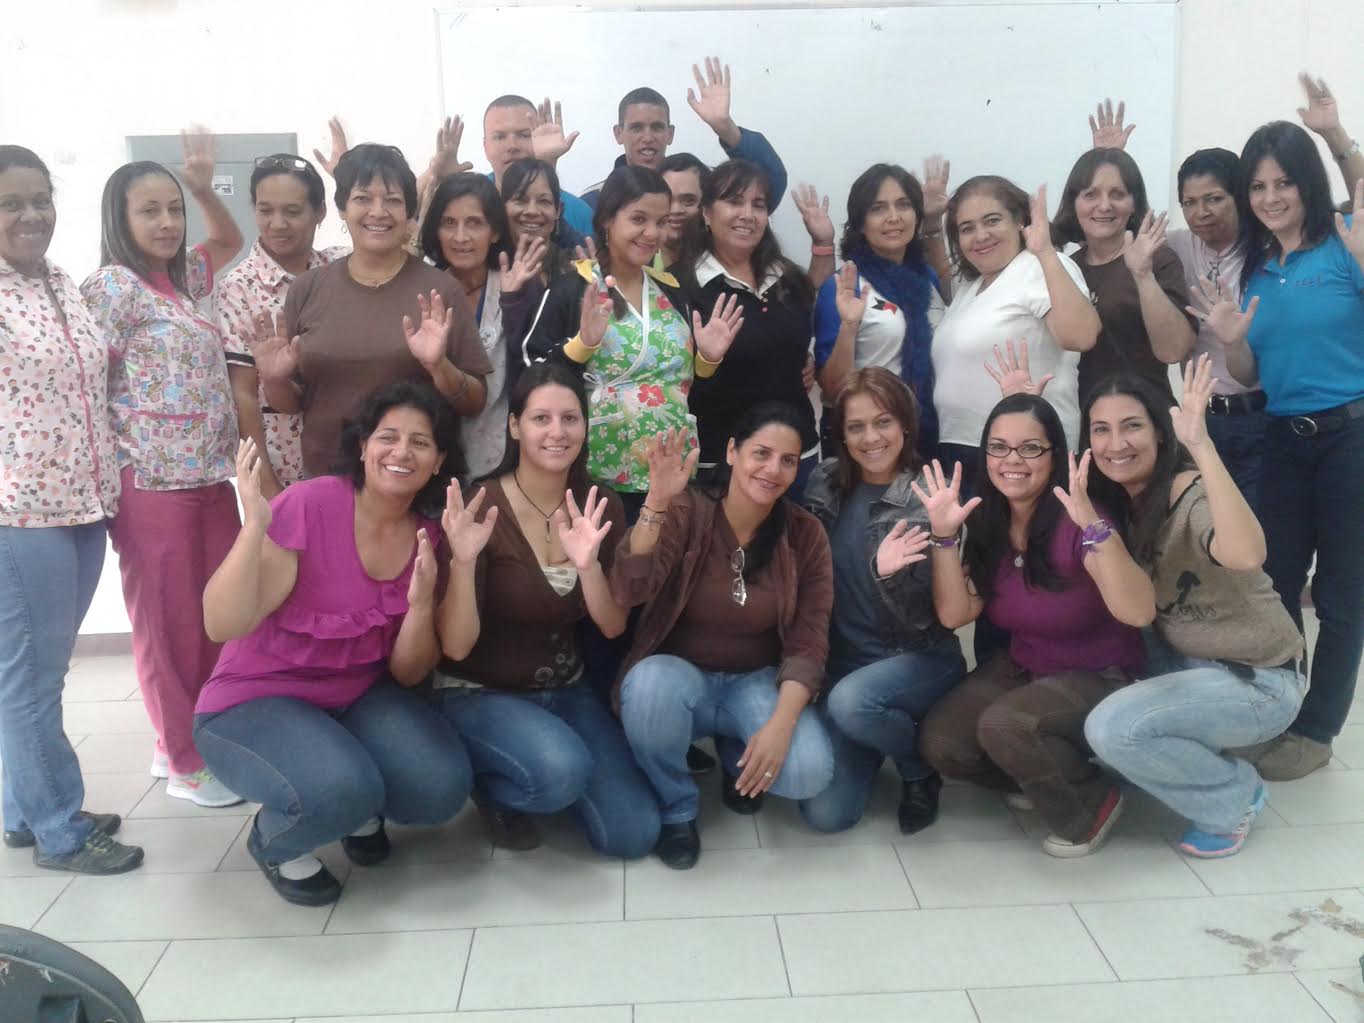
[196,475,441,715]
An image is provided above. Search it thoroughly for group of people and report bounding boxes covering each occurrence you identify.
[2,61,1361,907]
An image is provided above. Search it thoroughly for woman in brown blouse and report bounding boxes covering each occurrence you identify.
[434,361,660,856]
[612,402,836,869]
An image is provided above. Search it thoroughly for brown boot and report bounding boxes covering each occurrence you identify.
[1254,732,1333,781]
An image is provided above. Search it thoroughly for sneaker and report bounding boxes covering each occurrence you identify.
[1254,733,1332,781]
[1179,784,1267,859]
[720,769,765,815]
[166,769,243,808]
[33,830,143,875]
[1042,787,1125,858]
[655,820,700,870]
[686,744,718,775]
[4,811,121,850]
[1005,792,1035,812]
[474,798,540,851]
[897,774,942,835]
[150,749,170,779]
[341,817,390,867]
[246,822,340,906]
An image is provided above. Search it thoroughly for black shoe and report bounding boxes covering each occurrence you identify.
[721,770,765,815]
[341,818,390,866]
[4,811,122,850]
[686,744,717,775]
[897,773,943,835]
[474,799,541,851]
[247,820,341,907]
[655,820,700,870]
[33,830,143,875]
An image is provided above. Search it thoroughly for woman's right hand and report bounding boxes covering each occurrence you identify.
[578,267,613,350]
[643,428,699,509]
[875,520,931,577]
[246,311,301,384]
[1188,275,1259,347]
[442,483,498,565]
[1022,185,1053,255]
[834,261,867,326]
[910,459,982,537]
[984,339,1054,397]
[499,233,547,294]
[235,438,272,530]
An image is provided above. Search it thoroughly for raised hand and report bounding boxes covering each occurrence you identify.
[179,125,216,196]
[312,116,349,177]
[791,183,835,247]
[1022,185,1053,255]
[246,311,301,384]
[235,438,272,530]
[553,486,614,572]
[984,339,1054,397]
[402,290,455,371]
[498,233,547,294]
[1170,353,1217,453]
[442,483,498,565]
[834,261,867,326]
[572,236,599,264]
[428,115,475,178]
[643,428,699,507]
[1187,275,1259,347]
[1052,450,1101,528]
[875,520,931,577]
[1335,178,1364,265]
[1121,210,1168,279]
[1297,72,1341,136]
[578,268,613,350]
[909,459,981,537]
[686,56,733,133]
[532,98,580,164]
[692,292,744,363]
[922,155,952,223]
[407,531,438,611]
[1089,98,1135,150]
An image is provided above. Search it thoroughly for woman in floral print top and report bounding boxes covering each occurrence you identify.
[0,145,143,874]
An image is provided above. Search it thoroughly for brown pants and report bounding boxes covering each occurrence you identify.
[918,653,1129,842]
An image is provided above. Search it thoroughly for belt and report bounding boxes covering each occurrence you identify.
[1207,391,1267,416]
[1283,396,1364,437]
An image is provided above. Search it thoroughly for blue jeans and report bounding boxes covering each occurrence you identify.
[619,655,834,824]
[1259,413,1364,743]
[194,684,473,863]
[438,683,660,858]
[1085,658,1305,833]
[799,645,966,832]
[0,522,107,855]
[1205,408,1266,513]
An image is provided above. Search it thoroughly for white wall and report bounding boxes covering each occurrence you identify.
[3,0,1359,634]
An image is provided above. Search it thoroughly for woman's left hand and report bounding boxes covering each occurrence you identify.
[1335,179,1364,264]
[1052,450,1101,528]
[792,183,834,247]
[407,531,438,612]
[922,154,952,222]
[403,290,454,372]
[1171,353,1216,453]
[180,126,216,197]
[875,520,931,578]
[983,339,1053,397]
[735,712,796,797]
[692,292,744,363]
[554,486,614,572]
[1120,210,1168,280]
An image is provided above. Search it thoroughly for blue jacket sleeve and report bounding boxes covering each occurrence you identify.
[812,276,843,369]
[560,191,596,238]
[723,127,787,213]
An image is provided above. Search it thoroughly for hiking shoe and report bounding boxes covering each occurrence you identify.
[1255,733,1332,781]
[1042,787,1125,858]
[1179,784,1268,859]
[166,769,243,808]
[4,811,121,850]
[33,831,143,875]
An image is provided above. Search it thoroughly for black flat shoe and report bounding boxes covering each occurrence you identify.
[655,820,700,870]
[721,770,765,815]
[5,811,121,850]
[897,773,942,835]
[475,799,541,851]
[341,818,390,866]
[686,744,717,775]
[247,821,341,907]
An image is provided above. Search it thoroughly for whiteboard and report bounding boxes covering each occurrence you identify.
[438,2,1180,255]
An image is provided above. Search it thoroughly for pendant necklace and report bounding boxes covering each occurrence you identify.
[512,472,566,543]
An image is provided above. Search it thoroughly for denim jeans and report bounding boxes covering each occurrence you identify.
[1085,657,1305,833]
[1259,413,1364,743]
[0,522,107,855]
[1205,408,1266,513]
[439,683,660,858]
[194,683,473,863]
[799,645,966,833]
[619,655,834,824]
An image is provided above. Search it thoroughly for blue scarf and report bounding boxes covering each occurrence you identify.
[847,244,941,455]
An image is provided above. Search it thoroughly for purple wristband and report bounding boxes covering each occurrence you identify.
[1081,519,1113,550]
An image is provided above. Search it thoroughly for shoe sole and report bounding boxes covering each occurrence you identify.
[33,850,144,875]
[1042,794,1125,858]
[165,784,245,809]
[1179,788,1266,859]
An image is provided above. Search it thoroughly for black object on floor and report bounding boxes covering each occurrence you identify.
[0,923,146,1022]
[721,770,765,815]
[655,820,701,869]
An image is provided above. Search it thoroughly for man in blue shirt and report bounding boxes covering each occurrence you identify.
[481,94,595,239]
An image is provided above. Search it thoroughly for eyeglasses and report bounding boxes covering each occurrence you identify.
[984,440,1051,460]
[254,154,313,171]
[730,547,747,607]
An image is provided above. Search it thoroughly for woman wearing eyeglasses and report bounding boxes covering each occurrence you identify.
[249,144,493,479]
[914,394,1151,856]
[611,403,836,870]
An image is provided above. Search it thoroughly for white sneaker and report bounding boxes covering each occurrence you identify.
[166,769,243,808]
[150,750,170,779]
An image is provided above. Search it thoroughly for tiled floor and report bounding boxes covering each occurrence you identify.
[3,615,1363,1022]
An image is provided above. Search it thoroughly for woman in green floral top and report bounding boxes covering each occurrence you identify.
[523,166,743,516]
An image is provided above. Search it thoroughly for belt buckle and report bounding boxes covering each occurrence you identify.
[1290,415,1319,437]
[1208,393,1231,416]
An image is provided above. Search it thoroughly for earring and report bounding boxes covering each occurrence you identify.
[341,222,349,235]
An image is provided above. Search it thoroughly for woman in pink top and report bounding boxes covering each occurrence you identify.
[81,128,244,808]
[194,382,472,906]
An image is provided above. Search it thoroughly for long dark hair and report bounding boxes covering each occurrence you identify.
[1081,374,1195,564]
[421,172,509,271]
[1051,148,1149,247]
[593,165,671,319]
[99,161,190,296]
[1237,121,1337,293]
[840,163,927,265]
[501,157,573,281]
[962,394,1070,600]
[334,381,461,515]
[828,368,922,495]
[482,361,592,496]
[944,175,1032,282]
[701,400,805,578]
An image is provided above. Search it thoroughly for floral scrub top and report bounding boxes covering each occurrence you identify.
[0,258,120,527]
[82,245,237,492]
[216,239,348,486]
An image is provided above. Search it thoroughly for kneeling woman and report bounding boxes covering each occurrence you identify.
[915,395,1152,856]
[1083,358,1304,858]
[613,403,836,869]
[799,369,966,835]
[195,383,473,906]
[434,362,661,857]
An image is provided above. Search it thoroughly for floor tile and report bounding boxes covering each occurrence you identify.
[1331,725,1364,769]
[969,973,1332,1022]
[778,905,1114,995]
[326,850,623,934]
[0,875,71,927]
[307,1010,630,1023]
[67,939,168,997]
[36,870,332,941]
[62,700,154,734]
[1075,889,1364,980]
[75,732,161,774]
[636,991,979,1022]
[1294,968,1364,1023]
[459,916,788,1010]
[1268,770,1364,826]
[626,844,915,919]
[898,835,1207,908]
[1180,824,1364,895]
[213,817,351,879]
[81,771,158,818]
[0,815,240,879]
[137,930,471,1020]
[63,656,141,702]
[127,780,258,820]
[382,808,493,865]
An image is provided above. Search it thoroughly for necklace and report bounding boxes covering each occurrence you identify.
[1014,553,1025,568]
[511,472,566,542]
[348,256,405,290]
